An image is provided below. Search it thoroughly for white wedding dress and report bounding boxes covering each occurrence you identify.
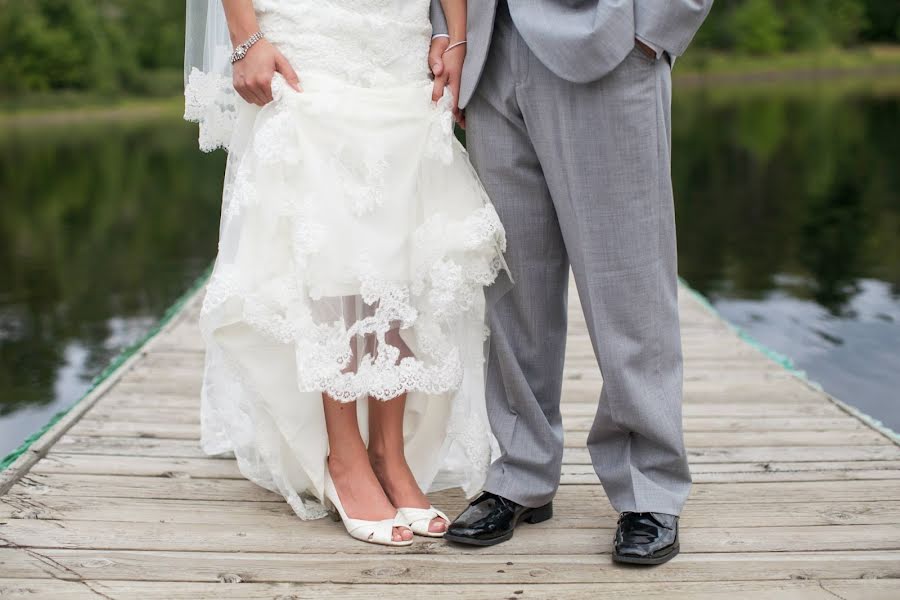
[184,0,507,519]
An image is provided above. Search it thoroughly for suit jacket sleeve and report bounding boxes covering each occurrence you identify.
[634,0,713,58]
[430,0,448,36]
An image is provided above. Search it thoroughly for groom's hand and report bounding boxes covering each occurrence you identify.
[635,38,658,60]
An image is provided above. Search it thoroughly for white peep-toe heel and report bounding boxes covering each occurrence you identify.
[324,470,413,547]
[398,506,450,538]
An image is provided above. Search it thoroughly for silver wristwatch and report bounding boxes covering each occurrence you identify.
[230,31,264,64]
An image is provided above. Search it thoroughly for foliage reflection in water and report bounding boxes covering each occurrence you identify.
[673,81,900,432]
[0,115,224,456]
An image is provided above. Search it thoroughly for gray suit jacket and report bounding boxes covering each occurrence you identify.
[431,0,713,108]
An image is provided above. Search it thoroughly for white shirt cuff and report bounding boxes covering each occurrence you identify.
[635,35,664,59]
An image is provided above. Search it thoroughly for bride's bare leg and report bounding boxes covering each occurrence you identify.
[368,393,448,534]
[323,395,413,542]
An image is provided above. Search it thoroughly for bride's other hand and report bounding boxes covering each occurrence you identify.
[441,42,466,125]
[429,36,450,103]
[430,37,466,125]
[433,0,467,125]
[233,39,302,106]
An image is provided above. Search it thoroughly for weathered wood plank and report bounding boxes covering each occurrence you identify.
[567,429,887,447]
[63,419,887,447]
[28,453,900,484]
[82,406,868,432]
[2,519,899,555]
[109,378,836,405]
[571,416,867,432]
[3,578,899,600]
[50,434,900,463]
[562,369,800,383]
[96,398,849,419]
[4,494,900,529]
[561,380,837,404]
[560,402,846,417]
[51,435,211,458]
[10,473,281,502]
[558,464,900,484]
[10,473,900,504]
[31,453,243,479]
[2,548,899,584]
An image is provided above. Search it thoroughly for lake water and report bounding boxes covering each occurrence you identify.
[2,80,898,459]
[672,80,900,433]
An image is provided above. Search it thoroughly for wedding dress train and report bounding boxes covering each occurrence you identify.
[184,0,506,519]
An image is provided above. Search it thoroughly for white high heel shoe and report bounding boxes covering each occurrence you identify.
[398,506,450,538]
[324,470,413,547]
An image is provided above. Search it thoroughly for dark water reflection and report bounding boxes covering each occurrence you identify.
[1,82,899,458]
[672,82,900,432]
[0,115,225,457]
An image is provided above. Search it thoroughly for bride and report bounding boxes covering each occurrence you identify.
[184,0,507,546]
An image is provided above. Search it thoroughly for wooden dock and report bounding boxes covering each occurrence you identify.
[2,280,899,599]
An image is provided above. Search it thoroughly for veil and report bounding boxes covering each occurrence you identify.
[184,0,239,152]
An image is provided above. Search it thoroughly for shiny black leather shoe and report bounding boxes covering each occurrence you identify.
[444,491,553,546]
[612,512,680,565]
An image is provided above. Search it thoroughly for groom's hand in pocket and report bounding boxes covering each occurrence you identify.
[635,38,659,60]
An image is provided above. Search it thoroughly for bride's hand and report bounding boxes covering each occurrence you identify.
[429,36,450,103]
[233,39,302,106]
[430,39,466,126]
[442,42,466,126]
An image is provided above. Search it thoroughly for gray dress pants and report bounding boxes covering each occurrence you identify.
[467,7,692,515]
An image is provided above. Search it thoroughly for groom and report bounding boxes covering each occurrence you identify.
[430,0,712,565]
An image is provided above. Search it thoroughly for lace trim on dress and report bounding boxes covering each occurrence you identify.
[202,204,505,402]
[184,68,237,153]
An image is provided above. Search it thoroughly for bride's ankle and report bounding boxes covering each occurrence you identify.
[327,451,367,476]
[367,444,406,473]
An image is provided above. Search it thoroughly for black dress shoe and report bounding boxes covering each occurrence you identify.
[444,491,553,546]
[612,512,680,565]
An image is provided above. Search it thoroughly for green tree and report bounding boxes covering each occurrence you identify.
[693,0,886,52]
[729,0,786,55]
[0,0,136,94]
[859,0,900,42]
[114,0,185,71]
[0,0,185,97]
[822,0,869,47]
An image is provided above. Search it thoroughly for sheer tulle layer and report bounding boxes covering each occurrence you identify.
[197,76,507,519]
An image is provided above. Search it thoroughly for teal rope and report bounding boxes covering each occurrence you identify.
[0,264,214,472]
[678,277,900,443]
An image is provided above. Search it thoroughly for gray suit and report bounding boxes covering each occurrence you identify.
[432,0,711,515]
[432,0,711,107]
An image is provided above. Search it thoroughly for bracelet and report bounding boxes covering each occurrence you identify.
[231,31,264,64]
[442,40,467,55]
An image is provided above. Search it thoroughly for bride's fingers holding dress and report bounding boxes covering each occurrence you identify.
[232,39,290,105]
[441,42,466,122]
[233,72,265,106]
[431,70,449,104]
[275,53,303,92]
[429,36,449,102]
